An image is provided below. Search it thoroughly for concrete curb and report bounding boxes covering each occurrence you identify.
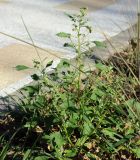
[92,25,136,61]
[0,25,136,98]
[0,46,76,98]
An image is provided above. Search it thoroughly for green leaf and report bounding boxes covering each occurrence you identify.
[57,59,70,69]
[50,132,65,148]
[95,88,104,97]
[46,60,53,68]
[23,149,31,160]
[23,85,39,96]
[24,121,37,128]
[132,148,140,158]
[64,149,78,158]
[34,156,50,160]
[90,93,97,101]
[125,99,139,119]
[125,128,134,135]
[95,63,110,71]
[86,152,97,159]
[80,7,87,16]
[56,32,71,38]
[64,12,74,19]
[15,65,30,71]
[83,121,94,136]
[0,142,10,160]
[62,59,70,67]
[136,139,140,145]
[114,138,127,147]
[64,43,74,48]
[31,74,40,81]
[76,136,88,147]
[102,128,120,141]
[42,134,50,140]
[135,101,140,115]
[85,26,92,33]
[91,88,104,101]
[93,41,106,48]
[0,129,20,160]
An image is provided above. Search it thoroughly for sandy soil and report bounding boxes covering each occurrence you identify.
[56,0,114,12]
[0,44,61,89]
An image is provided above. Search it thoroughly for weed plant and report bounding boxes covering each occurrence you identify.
[0,8,140,160]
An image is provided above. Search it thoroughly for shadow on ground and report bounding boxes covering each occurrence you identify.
[0,96,18,118]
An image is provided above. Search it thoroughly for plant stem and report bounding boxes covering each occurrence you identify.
[77,23,82,96]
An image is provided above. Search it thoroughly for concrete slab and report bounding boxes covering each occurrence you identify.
[0,0,138,97]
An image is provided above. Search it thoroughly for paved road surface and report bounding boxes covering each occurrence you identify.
[0,0,137,96]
